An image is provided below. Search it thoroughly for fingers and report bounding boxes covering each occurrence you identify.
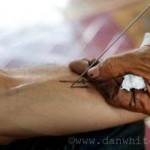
[69,58,150,115]
[93,78,121,100]
[87,48,150,81]
[69,59,90,75]
[87,57,125,81]
[70,46,150,81]
[108,88,150,115]
[69,58,99,76]
[92,76,150,115]
[69,57,125,81]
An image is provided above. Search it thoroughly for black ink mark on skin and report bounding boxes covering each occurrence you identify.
[71,85,88,88]
[59,79,89,88]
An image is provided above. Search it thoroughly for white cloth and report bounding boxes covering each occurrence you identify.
[121,33,150,91]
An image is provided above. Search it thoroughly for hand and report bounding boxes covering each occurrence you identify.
[69,52,150,115]
[85,46,150,81]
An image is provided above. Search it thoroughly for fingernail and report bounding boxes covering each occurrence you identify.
[88,66,100,78]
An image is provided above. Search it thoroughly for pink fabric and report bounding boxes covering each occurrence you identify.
[0,14,134,69]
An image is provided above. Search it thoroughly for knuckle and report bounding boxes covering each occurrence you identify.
[104,57,115,74]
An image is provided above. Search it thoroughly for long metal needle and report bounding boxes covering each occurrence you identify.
[71,4,150,88]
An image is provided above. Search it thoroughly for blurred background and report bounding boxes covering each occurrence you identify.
[0,0,149,67]
[0,0,149,148]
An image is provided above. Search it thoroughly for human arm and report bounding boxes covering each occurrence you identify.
[0,65,146,140]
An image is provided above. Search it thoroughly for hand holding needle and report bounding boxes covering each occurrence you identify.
[71,4,150,88]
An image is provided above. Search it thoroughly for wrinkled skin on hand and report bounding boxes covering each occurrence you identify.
[95,77,150,115]
[69,54,150,115]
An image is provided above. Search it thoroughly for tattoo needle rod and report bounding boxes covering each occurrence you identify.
[71,4,150,88]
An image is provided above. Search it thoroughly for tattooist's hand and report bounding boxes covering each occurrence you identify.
[69,52,150,115]
[86,46,150,81]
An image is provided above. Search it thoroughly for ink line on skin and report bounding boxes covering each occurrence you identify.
[59,79,89,88]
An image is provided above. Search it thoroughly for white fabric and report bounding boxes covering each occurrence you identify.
[121,33,150,91]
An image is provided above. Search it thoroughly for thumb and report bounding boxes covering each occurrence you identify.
[87,57,125,81]
[69,58,99,76]
[69,58,90,75]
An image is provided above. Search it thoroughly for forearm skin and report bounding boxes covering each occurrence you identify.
[0,66,146,138]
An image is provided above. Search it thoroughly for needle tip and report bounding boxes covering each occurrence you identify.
[71,82,76,88]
